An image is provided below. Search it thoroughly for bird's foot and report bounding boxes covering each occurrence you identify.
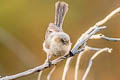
[46,60,52,67]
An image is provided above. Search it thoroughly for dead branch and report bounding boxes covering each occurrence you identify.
[0,1,120,80]
[63,7,120,80]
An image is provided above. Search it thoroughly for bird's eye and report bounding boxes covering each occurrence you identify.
[48,30,53,33]
[61,39,69,44]
[61,39,64,43]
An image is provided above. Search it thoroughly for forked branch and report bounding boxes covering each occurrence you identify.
[0,3,120,80]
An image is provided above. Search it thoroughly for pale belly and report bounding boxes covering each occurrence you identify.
[49,43,69,56]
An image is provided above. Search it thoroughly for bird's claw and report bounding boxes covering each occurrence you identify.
[46,60,52,67]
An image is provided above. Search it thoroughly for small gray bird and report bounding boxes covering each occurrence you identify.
[43,1,72,63]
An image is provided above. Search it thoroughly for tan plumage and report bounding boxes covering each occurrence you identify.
[43,1,71,63]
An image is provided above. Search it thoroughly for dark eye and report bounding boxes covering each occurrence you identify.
[61,39,69,44]
[48,30,53,33]
[61,39,64,43]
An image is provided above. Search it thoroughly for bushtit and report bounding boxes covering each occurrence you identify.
[43,1,72,63]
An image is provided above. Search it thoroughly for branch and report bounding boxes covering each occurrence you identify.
[86,46,102,51]
[75,47,88,80]
[62,26,106,80]
[37,71,43,80]
[47,66,56,80]
[0,6,120,80]
[82,48,112,80]
[90,34,120,41]
[75,46,102,80]
[63,7,120,80]
[62,48,85,80]
[62,57,73,80]
[0,24,106,80]
[95,8,120,26]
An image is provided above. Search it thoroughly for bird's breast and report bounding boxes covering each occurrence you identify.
[49,42,69,56]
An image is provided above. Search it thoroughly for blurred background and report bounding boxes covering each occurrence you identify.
[0,0,120,80]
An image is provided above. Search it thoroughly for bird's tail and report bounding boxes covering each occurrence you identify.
[54,1,68,30]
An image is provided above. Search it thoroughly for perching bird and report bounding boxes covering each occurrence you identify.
[43,1,72,64]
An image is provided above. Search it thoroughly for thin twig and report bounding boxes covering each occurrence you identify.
[62,48,85,80]
[82,48,112,80]
[86,46,102,51]
[75,47,88,80]
[64,7,120,80]
[62,57,73,80]
[90,34,120,41]
[75,46,102,80]
[95,8,120,26]
[47,66,56,80]
[37,71,43,80]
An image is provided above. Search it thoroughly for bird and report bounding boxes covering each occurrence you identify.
[43,1,72,64]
